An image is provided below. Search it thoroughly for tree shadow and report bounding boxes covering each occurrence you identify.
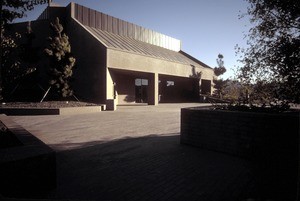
[45,134,263,201]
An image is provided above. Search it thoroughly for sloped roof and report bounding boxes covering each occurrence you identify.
[84,25,211,69]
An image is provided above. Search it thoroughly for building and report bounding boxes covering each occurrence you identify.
[12,2,214,108]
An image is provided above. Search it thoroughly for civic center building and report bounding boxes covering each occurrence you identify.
[14,2,215,108]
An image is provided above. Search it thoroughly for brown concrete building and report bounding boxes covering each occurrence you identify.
[13,2,214,108]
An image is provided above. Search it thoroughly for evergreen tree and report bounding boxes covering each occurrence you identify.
[213,54,227,99]
[44,17,76,98]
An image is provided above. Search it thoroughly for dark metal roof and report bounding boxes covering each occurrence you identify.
[85,25,211,69]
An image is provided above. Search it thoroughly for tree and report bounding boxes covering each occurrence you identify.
[213,54,227,99]
[1,22,41,100]
[237,0,300,103]
[44,17,76,99]
[0,0,47,100]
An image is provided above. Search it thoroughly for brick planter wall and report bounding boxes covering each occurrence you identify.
[180,107,300,200]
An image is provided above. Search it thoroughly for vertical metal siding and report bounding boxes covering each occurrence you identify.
[128,23,133,38]
[89,9,96,28]
[117,18,122,35]
[96,12,101,29]
[101,13,107,31]
[107,15,112,32]
[82,7,89,25]
[72,3,181,51]
[122,21,127,37]
[112,17,118,34]
[77,4,83,24]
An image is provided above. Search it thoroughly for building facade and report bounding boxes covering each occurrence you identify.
[14,2,215,107]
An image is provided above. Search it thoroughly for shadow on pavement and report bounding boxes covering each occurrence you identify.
[47,134,265,201]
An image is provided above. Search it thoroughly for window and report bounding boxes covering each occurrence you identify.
[135,79,148,86]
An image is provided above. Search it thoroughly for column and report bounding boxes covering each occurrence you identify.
[148,73,159,105]
[106,69,117,110]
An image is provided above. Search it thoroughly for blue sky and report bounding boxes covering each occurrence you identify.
[15,0,251,79]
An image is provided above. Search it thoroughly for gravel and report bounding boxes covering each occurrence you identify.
[0,101,99,109]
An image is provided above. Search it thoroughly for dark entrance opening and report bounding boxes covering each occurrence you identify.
[159,75,199,103]
[135,78,148,103]
[201,79,211,95]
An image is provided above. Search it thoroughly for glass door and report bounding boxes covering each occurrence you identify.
[135,78,148,103]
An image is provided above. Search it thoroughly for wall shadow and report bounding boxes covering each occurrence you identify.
[43,134,268,201]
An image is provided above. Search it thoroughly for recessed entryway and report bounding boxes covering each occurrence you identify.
[135,78,148,103]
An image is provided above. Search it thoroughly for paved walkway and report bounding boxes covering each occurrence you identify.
[12,103,261,201]
[12,103,210,151]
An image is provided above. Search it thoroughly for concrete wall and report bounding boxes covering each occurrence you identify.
[181,108,300,200]
[107,49,213,80]
[66,18,107,103]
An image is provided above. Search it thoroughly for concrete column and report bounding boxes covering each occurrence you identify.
[106,69,118,110]
[106,69,114,100]
[148,73,159,105]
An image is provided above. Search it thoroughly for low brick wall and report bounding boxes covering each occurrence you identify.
[180,107,299,200]
[0,115,56,198]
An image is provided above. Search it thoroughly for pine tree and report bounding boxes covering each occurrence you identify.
[213,54,227,99]
[45,17,75,98]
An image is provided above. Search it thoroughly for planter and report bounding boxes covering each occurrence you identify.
[180,107,299,200]
[0,105,104,115]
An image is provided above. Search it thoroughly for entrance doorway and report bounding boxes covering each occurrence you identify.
[201,79,211,95]
[159,75,199,103]
[135,78,148,103]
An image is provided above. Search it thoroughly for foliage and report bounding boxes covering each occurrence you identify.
[1,0,47,26]
[0,0,47,100]
[45,17,76,98]
[237,0,300,103]
[190,65,202,79]
[212,79,291,112]
[222,80,243,101]
[1,22,40,100]
[213,54,226,76]
[1,31,22,84]
[213,54,227,99]
[213,102,290,113]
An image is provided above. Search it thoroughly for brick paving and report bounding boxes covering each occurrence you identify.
[49,135,257,201]
[11,104,265,201]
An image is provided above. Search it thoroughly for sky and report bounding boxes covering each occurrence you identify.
[15,0,251,79]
